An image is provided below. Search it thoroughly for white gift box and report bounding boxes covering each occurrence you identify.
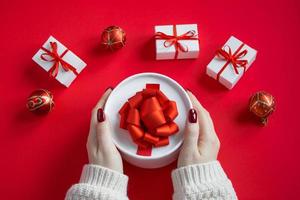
[206,36,257,89]
[32,36,87,87]
[104,73,192,168]
[154,24,200,60]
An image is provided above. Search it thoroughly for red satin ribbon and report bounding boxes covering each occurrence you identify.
[155,25,198,59]
[216,44,248,81]
[119,84,179,156]
[40,42,79,78]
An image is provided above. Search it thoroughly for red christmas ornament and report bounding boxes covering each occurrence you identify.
[249,91,275,125]
[26,89,54,114]
[101,26,126,50]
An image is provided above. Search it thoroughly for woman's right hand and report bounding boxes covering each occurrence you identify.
[177,90,221,167]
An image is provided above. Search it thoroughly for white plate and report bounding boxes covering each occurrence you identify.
[104,72,192,168]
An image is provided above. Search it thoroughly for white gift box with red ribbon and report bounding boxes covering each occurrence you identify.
[32,36,87,87]
[154,24,200,60]
[206,36,257,89]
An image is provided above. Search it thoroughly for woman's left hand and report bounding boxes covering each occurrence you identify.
[86,88,124,173]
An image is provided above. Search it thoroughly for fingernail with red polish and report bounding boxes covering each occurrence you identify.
[188,109,197,123]
[186,88,193,93]
[105,86,114,91]
[97,108,105,122]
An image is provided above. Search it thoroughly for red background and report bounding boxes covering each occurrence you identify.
[1,0,299,199]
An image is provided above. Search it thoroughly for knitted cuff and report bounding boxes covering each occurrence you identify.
[172,161,228,192]
[80,164,128,195]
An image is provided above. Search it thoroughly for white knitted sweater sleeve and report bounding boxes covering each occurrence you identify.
[65,164,129,200]
[172,161,237,200]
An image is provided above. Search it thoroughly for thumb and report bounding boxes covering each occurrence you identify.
[96,110,115,152]
[182,109,199,151]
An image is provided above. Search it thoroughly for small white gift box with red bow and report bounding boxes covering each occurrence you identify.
[32,36,87,87]
[154,24,200,60]
[206,36,257,89]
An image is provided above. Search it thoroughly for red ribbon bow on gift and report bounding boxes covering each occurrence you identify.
[40,42,79,78]
[216,44,248,81]
[119,84,179,156]
[154,25,198,59]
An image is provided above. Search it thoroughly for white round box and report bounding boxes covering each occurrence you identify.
[104,73,192,168]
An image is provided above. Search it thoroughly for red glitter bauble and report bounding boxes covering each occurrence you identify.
[100,26,126,50]
[26,89,54,114]
[249,91,275,125]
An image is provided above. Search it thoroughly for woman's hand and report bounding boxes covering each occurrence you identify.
[86,88,124,173]
[177,90,220,167]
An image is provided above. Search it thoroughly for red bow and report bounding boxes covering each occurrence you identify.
[40,42,79,78]
[155,25,198,59]
[119,84,179,156]
[216,44,248,81]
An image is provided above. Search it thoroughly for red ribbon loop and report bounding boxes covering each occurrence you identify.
[40,42,79,78]
[119,84,179,156]
[154,25,198,59]
[216,44,248,81]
